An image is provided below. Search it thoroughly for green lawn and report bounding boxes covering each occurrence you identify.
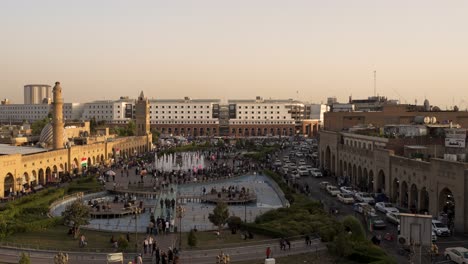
[180,230,273,250]
[3,225,124,252]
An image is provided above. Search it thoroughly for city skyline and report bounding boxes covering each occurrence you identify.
[2,1,468,108]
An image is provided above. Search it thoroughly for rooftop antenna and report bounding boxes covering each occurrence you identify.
[374,70,376,97]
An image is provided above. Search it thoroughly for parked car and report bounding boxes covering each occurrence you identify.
[354,192,376,205]
[444,247,468,263]
[353,203,376,215]
[340,186,355,195]
[326,185,341,196]
[432,230,437,242]
[337,193,355,204]
[369,213,387,229]
[298,167,310,177]
[319,181,330,190]
[385,212,400,225]
[375,202,400,214]
[432,220,451,237]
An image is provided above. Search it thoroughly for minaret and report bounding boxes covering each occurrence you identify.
[135,91,150,136]
[52,82,64,149]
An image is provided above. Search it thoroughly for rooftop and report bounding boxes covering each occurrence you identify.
[0,144,48,156]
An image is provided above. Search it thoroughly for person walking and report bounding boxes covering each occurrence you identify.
[266,247,271,259]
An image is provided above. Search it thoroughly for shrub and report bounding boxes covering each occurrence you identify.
[118,235,129,251]
[18,252,31,264]
[188,229,197,248]
[227,216,242,233]
[342,216,366,241]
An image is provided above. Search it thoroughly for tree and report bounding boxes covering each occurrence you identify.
[187,229,197,248]
[18,252,31,264]
[31,117,50,135]
[227,216,242,234]
[208,202,230,232]
[62,200,90,239]
[118,235,129,251]
[342,216,366,241]
[54,252,68,264]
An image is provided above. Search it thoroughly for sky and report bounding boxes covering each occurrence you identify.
[1,0,468,108]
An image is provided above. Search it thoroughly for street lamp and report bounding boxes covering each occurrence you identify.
[177,204,185,250]
[134,208,138,253]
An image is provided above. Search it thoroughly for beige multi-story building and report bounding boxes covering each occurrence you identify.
[0,84,152,198]
[319,101,468,233]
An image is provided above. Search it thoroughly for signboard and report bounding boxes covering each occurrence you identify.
[106,253,123,263]
[445,128,466,139]
[399,213,432,247]
[445,138,466,148]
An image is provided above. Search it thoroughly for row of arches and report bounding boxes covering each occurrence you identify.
[231,127,294,137]
[158,127,217,137]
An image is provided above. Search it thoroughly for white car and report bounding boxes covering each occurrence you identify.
[353,203,376,215]
[375,202,399,214]
[385,212,400,225]
[326,185,341,196]
[340,186,355,195]
[311,169,323,178]
[297,167,309,177]
[432,220,451,236]
[319,181,330,190]
[337,193,355,204]
[444,247,468,263]
[354,192,375,205]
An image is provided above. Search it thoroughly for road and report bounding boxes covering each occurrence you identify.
[275,146,468,264]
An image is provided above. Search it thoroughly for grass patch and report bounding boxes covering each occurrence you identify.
[4,225,127,252]
[0,175,103,239]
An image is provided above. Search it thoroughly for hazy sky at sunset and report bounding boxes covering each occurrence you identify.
[1,1,468,108]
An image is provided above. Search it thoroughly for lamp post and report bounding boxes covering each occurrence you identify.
[134,208,138,253]
[177,204,185,250]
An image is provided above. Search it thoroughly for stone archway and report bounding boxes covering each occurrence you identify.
[401,181,409,208]
[31,170,37,187]
[377,170,386,193]
[392,178,400,204]
[420,187,429,213]
[363,168,369,192]
[331,154,336,175]
[38,169,45,185]
[352,165,357,187]
[339,160,343,176]
[439,188,455,225]
[4,173,14,197]
[92,156,96,165]
[45,167,52,184]
[368,170,374,193]
[410,184,418,213]
[87,157,92,168]
[357,166,363,191]
[325,146,331,170]
[101,154,105,164]
[52,165,58,182]
[22,172,29,189]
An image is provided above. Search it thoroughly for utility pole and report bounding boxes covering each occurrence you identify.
[374,70,377,97]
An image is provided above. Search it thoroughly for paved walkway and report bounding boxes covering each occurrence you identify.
[0,238,325,264]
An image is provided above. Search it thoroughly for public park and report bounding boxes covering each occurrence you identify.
[0,137,397,264]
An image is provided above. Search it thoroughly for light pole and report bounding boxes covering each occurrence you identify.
[177,204,185,250]
[134,208,138,253]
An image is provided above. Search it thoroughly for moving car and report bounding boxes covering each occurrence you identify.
[444,247,468,263]
[375,202,399,214]
[337,193,355,204]
[340,186,355,195]
[319,181,330,190]
[354,192,376,205]
[432,220,451,237]
[326,185,341,196]
[311,169,323,178]
[353,203,376,215]
[369,213,387,229]
[385,212,400,225]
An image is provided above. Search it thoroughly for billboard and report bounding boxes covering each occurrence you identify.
[445,128,467,139]
[445,138,466,148]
